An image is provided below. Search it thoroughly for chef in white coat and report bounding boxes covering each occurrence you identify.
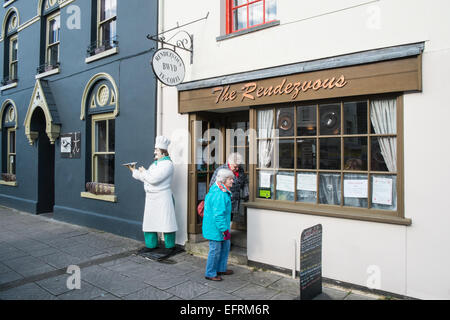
[128,136,178,252]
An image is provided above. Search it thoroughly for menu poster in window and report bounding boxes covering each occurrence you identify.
[259,172,271,189]
[344,179,368,198]
[276,174,295,192]
[372,177,393,205]
[300,224,322,300]
[297,174,317,192]
[61,132,81,159]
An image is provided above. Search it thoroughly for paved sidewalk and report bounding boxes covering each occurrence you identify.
[0,206,383,301]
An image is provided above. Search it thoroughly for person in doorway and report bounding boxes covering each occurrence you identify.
[127,136,178,253]
[209,152,249,224]
[203,168,235,281]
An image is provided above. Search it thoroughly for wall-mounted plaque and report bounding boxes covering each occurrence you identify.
[61,132,81,159]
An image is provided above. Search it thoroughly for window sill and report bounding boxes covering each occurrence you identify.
[3,0,15,8]
[81,192,117,203]
[85,47,119,64]
[0,81,18,91]
[0,180,17,187]
[35,67,60,79]
[216,20,280,42]
[244,200,411,226]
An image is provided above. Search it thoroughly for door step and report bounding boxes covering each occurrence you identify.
[185,241,248,266]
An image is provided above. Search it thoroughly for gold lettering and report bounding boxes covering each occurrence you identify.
[241,83,257,101]
[264,86,274,96]
[212,87,224,104]
[334,75,348,88]
[284,82,293,94]
[257,87,265,97]
[292,82,301,99]
[273,79,287,95]
[302,81,313,92]
[229,90,237,101]
[313,79,322,91]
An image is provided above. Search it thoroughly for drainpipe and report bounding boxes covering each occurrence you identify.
[156,0,164,137]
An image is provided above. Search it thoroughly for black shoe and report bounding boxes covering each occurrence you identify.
[137,247,157,254]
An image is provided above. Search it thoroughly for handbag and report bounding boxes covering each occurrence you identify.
[197,200,205,218]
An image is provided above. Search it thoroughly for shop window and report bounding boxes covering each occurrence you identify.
[256,97,400,214]
[226,0,277,34]
[1,102,17,185]
[2,11,18,86]
[87,0,118,57]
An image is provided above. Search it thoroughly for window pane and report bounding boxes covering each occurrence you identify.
[344,137,368,171]
[297,139,316,169]
[257,170,274,199]
[9,155,16,175]
[11,62,17,79]
[276,107,294,137]
[233,0,247,6]
[371,137,396,172]
[320,138,341,170]
[101,0,117,21]
[319,173,341,205]
[276,172,294,201]
[48,16,60,45]
[101,20,117,44]
[95,120,107,152]
[265,0,277,21]
[344,173,368,208]
[47,44,59,65]
[297,172,317,203]
[11,40,18,61]
[258,109,274,138]
[370,99,396,134]
[258,140,274,168]
[108,119,115,152]
[278,139,294,169]
[96,154,114,184]
[9,131,15,153]
[297,105,316,136]
[344,101,367,134]
[371,174,397,211]
[249,1,264,26]
[319,103,341,135]
[233,6,247,31]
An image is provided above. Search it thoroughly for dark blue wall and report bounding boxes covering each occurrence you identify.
[0,0,159,241]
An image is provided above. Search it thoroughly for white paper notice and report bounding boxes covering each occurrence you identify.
[259,172,271,188]
[276,174,295,192]
[344,179,368,198]
[372,177,393,205]
[297,174,317,192]
[198,183,207,201]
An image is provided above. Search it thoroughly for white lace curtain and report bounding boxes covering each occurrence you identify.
[258,110,274,168]
[370,99,397,172]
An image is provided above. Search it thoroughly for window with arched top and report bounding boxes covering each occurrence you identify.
[38,0,60,74]
[0,100,18,184]
[2,9,19,86]
[80,74,119,202]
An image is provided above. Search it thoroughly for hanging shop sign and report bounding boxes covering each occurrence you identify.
[151,48,186,86]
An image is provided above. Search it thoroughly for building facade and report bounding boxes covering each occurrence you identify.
[157,0,450,299]
[0,0,160,241]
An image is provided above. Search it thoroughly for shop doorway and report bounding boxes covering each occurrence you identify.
[31,108,55,214]
[188,110,250,247]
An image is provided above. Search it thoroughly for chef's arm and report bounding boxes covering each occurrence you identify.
[138,163,173,185]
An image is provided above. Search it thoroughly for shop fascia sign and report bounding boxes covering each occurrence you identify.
[212,75,348,104]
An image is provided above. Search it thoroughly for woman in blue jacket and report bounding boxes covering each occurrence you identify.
[203,169,235,281]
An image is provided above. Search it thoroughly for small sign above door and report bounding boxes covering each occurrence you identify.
[151,48,185,86]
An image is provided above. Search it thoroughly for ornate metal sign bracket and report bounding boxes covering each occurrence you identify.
[147,12,209,64]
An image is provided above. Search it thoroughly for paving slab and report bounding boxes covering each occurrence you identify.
[313,287,349,300]
[60,244,107,259]
[233,283,280,300]
[238,270,283,287]
[144,271,190,290]
[36,274,74,296]
[166,280,211,300]
[196,289,243,300]
[268,277,300,297]
[38,252,83,269]
[0,282,58,300]
[123,286,174,300]
[270,292,298,300]
[345,292,377,300]
[0,270,24,285]
[2,255,56,277]
[57,281,109,300]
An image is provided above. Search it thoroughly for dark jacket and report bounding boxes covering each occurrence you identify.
[209,163,249,214]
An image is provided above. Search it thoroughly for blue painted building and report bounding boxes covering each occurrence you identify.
[0,0,159,241]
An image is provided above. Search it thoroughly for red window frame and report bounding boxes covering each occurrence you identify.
[226,0,277,34]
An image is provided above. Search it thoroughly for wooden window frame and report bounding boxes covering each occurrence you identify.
[7,127,15,175]
[91,113,115,185]
[248,94,408,225]
[8,34,18,81]
[45,11,60,68]
[226,0,277,34]
[97,0,117,46]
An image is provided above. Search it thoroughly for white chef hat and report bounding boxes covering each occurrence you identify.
[155,136,171,150]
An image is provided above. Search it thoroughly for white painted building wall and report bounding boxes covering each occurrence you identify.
[159,0,450,299]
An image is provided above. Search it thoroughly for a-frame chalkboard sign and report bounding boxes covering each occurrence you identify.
[300,224,322,300]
